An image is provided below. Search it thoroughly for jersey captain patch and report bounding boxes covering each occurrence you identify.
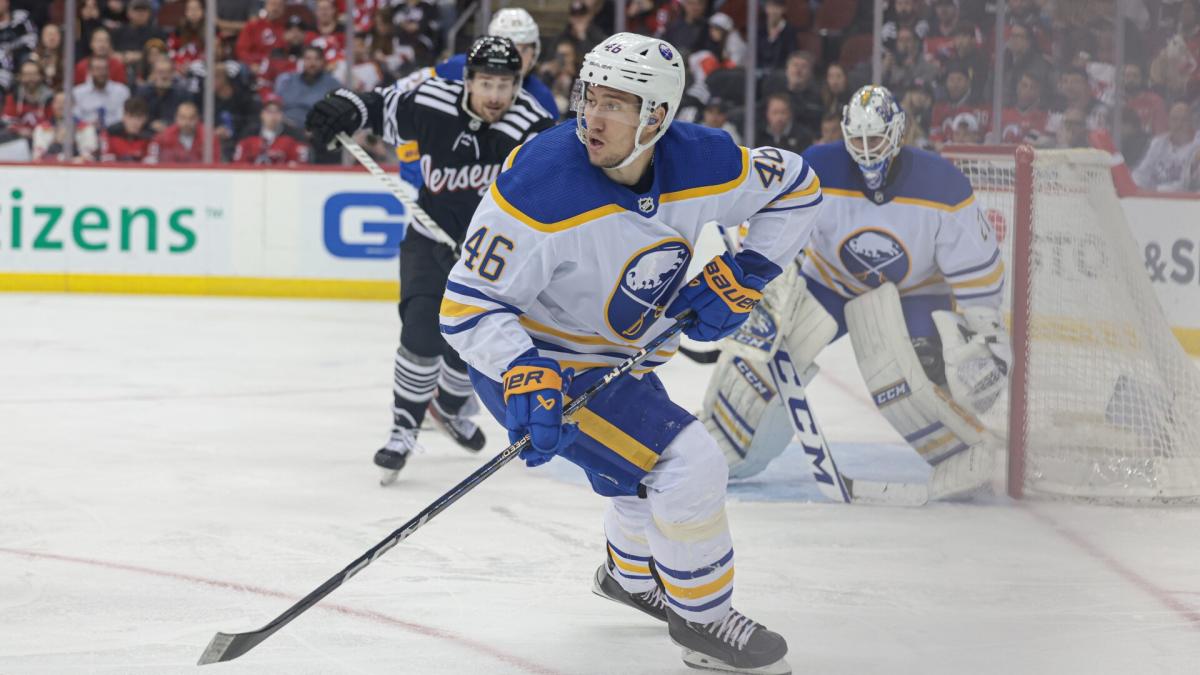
[606,239,692,341]
[838,228,910,288]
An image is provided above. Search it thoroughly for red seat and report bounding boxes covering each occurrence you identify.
[814,0,858,35]
[788,3,813,32]
[838,33,875,69]
[794,31,821,58]
[157,1,186,30]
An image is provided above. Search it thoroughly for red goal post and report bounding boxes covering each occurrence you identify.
[941,144,1200,503]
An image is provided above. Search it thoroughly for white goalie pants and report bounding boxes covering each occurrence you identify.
[603,420,734,624]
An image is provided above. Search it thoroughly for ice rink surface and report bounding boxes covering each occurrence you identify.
[3,293,1199,675]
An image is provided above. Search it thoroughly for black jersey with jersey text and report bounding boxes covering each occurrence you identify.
[379,77,556,242]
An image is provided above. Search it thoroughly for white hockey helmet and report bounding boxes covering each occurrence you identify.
[574,33,685,169]
[841,85,907,190]
[488,8,540,65]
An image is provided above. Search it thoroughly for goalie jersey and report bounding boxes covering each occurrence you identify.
[799,142,1003,309]
[439,122,824,382]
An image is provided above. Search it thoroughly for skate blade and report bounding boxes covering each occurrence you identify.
[378,468,400,487]
[680,648,791,675]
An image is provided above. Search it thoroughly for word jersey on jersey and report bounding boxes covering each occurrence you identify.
[799,143,1004,309]
[379,77,556,242]
[438,121,824,383]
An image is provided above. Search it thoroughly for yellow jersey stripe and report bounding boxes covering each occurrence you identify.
[503,143,523,171]
[520,316,630,348]
[607,546,651,575]
[950,261,1005,290]
[660,147,751,203]
[440,297,488,318]
[809,249,870,295]
[821,187,976,212]
[659,566,735,600]
[491,182,626,233]
[566,396,661,471]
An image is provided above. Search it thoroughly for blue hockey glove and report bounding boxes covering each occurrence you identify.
[666,250,776,342]
[502,353,579,467]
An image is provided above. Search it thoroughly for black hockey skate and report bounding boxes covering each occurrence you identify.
[667,606,790,674]
[591,561,669,623]
[428,398,485,452]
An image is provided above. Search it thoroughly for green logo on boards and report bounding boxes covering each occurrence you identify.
[0,189,198,254]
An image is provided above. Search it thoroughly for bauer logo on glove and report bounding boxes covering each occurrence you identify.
[502,353,578,467]
[666,250,779,342]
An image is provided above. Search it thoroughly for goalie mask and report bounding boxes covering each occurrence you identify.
[573,33,685,169]
[841,85,906,191]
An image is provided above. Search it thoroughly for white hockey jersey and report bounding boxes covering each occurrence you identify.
[439,122,823,382]
[798,143,1003,308]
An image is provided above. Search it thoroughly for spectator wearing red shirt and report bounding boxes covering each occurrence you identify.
[236,0,287,67]
[147,101,219,164]
[931,62,990,146]
[924,0,961,60]
[169,0,207,74]
[101,97,153,162]
[2,60,52,137]
[233,95,309,166]
[625,0,674,39]
[74,28,129,85]
[1123,62,1168,135]
[999,70,1050,144]
[256,14,308,97]
[309,0,345,67]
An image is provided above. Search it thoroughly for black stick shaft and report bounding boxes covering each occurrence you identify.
[198,314,690,665]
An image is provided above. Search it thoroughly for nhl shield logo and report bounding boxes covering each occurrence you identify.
[838,228,910,288]
[638,196,655,213]
[606,239,692,340]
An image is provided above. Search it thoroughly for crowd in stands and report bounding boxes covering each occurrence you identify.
[1,0,1199,192]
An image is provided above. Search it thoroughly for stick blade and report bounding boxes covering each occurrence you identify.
[198,630,266,665]
[846,477,930,507]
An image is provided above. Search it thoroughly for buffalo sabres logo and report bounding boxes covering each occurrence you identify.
[838,228,910,288]
[638,196,655,213]
[606,239,692,340]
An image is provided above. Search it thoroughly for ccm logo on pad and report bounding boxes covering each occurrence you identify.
[872,380,911,407]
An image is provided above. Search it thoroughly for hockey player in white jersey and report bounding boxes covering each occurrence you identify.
[439,33,822,675]
[700,85,1011,495]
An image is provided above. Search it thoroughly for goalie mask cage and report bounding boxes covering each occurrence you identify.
[942,145,1200,503]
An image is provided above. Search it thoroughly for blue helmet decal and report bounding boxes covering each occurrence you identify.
[605,239,692,341]
[838,228,910,288]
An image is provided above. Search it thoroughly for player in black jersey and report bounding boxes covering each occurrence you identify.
[307,36,556,484]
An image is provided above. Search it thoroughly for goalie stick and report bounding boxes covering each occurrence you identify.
[335,132,461,255]
[197,313,692,665]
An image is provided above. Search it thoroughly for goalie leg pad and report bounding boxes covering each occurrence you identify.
[845,284,997,497]
[703,267,839,479]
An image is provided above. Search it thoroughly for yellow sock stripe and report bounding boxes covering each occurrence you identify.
[607,546,650,575]
[564,395,660,471]
[659,566,735,601]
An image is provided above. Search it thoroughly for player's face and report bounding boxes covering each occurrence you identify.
[516,42,537,76]
[581,85,643,169]
[468,72,517,123]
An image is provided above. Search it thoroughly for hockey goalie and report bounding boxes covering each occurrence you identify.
[700,85,1011,502]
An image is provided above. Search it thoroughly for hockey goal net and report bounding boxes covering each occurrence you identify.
[942,145,1200,502]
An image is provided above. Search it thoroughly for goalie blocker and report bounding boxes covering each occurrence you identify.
[701,275,1009,503]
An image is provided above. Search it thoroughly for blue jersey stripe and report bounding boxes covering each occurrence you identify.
[944,249,1001,279]
[444,280,523,314]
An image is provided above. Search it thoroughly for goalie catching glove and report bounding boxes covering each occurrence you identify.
[932,307,1011,415]
[666,250,776,342]
[502,352,579,467]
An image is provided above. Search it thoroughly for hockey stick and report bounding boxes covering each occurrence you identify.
[197,313,692,665]
[335,132,461,255]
